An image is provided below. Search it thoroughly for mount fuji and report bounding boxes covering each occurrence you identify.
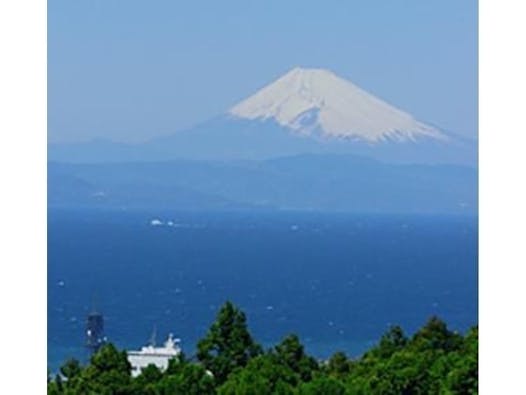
[229,67,445,143]
[48,67,476,165]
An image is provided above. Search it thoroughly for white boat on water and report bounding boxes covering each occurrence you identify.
[127,332,182,377]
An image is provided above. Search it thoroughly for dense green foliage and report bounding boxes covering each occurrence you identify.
[49,302,477,394]
[197,301,262,384]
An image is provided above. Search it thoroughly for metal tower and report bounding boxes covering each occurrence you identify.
[85,297,107,354]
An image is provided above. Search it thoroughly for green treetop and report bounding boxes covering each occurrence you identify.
[197,301,262,384]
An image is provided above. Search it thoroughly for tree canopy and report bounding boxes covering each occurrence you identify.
[197,300,262,384]
[48,302,478,394]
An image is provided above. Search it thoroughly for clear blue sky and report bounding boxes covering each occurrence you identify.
[48,0,477,143]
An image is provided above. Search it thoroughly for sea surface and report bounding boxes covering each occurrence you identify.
[48,209,478,371]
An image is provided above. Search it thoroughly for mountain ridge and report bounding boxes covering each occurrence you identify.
[48,68,477,165]
[48,154,477,214]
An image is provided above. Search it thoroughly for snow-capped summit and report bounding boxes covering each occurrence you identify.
[49,67,476,165]
[229,67,446,143]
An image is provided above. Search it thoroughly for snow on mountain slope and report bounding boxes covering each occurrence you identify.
[229,67,446,143]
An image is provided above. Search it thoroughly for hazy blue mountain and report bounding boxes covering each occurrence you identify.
[48,116,476,166]
[48,68,477,166]
[48,154,477,213]
[48,69,476,211]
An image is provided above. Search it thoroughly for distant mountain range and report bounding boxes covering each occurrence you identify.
[49,154,477,213]
[49,68,477,213]
[48,68,477,166]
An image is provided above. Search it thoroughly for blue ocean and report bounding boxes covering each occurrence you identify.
[48,209,478,372]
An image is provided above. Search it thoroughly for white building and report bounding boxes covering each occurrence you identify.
[127,333,182,377]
